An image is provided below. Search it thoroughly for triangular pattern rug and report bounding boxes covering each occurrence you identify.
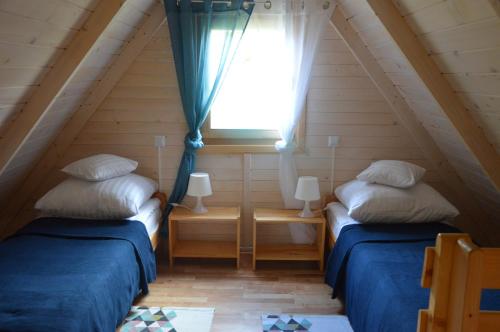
[262,314,353,332]
[120,306,214,332]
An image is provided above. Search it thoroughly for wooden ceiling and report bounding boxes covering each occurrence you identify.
[0,0,162,232]
[334,0,500,242]
[0,0,498,242]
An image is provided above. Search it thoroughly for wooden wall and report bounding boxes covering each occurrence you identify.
[25,21,448,247]
[0,0,157,205]
[4,0,498,246]
[337,0,500,234]
[0,0,97,135]
[0,0,99,202]
[394,0,500,213]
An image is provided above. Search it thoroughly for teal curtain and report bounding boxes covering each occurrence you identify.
[162,0,253,227]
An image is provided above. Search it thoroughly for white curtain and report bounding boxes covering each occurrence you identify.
[275,0,335,244]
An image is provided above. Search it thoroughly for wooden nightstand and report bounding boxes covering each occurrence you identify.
[253,208,326,271]
[168,206,241,268]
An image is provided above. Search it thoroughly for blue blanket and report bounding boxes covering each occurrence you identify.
[0,217,156,332]
[325,223,500,332]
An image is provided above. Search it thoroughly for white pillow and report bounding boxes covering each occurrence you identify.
[62,154,138,181]
[335,180,459,223]
[357,160,426,188]
[35,174,158,219]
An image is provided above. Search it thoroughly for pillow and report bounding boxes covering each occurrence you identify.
[356,160,426,188]
[335,180,459,223]
[62,154,138,181]
[35,174,158,219]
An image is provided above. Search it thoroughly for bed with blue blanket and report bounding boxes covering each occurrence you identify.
[325,223,500,332]
[0,217,156,332]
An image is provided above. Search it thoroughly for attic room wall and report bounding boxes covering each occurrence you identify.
[394,0,500,215]
[0,0,157,207]
[0,0,97,134]
[0,0,100,202]
[22,22,447,247]
[336,0,500,230]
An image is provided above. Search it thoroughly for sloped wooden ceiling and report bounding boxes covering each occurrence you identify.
[335,0,500,235]
[0,0,498,245]
[0,0,160,228]
[1,13,449,245]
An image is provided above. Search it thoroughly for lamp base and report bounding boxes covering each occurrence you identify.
[192,196,208,214]
[298,201,314,218]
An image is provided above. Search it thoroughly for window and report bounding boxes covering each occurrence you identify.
[202,8,304,153]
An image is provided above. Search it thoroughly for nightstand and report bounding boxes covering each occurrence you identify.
[168,206,241,268]
[253,208,326,271]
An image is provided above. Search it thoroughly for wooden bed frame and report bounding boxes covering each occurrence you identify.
[418,233,500,332]
[149,192,167,250]
[323,193,339,252]
[150,228,160,250]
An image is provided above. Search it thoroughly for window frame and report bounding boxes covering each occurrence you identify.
[200,102,307,154]
[201,14,308,155]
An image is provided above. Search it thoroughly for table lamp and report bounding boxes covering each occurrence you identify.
[294,176,320,218]
[187,172,212,213]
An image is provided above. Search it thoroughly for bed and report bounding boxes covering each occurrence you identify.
[324,199,358,250]
[0,196,163,331]
[129,193,165,250]
[324,202,500,332]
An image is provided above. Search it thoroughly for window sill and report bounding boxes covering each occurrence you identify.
[199,144,277,154]
[199,144,305,155]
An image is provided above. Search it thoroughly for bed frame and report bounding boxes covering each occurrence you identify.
[418,233,500,332]
[323,194,339,252]
[149,191,167,250]
[150,228,160,250]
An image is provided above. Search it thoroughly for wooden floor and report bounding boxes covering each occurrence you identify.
[134,253,343,332]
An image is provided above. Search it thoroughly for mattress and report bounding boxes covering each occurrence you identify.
[127,198,161,237]
[326,202,360,239]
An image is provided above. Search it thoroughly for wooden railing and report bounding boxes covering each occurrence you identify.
[418,234,500,332]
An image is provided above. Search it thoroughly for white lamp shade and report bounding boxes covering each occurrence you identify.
[187,172,212,197]
[295,176,320,201]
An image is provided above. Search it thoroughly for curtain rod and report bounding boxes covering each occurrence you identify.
[177,1,272,10]
[178,1,331,10]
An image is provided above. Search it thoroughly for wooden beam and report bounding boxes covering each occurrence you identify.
[488,0,500,17]
[329,7,495,244]
[0,0,125,175]
[365,0,500,190]
[0,4,166,237]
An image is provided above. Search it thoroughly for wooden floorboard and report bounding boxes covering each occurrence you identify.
[134,252,343,332]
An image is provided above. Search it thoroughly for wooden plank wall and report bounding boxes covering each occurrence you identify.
[393,0,500,216]
[0,0,99,202]
[0,0,157,205]
[22,22,449,246]
[0,0,98,135]
[338,0,500,224]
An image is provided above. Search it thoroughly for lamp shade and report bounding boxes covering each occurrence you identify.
[187,172,212,197]
[294,176,320,201]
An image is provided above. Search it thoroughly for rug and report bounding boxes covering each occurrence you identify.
[262,314,353,332]
[120,306,214,332]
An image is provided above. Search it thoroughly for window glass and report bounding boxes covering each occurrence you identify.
[208,10,292,131]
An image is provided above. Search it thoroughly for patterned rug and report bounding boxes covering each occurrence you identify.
[120,306,214,332]
[262,314,353,332]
